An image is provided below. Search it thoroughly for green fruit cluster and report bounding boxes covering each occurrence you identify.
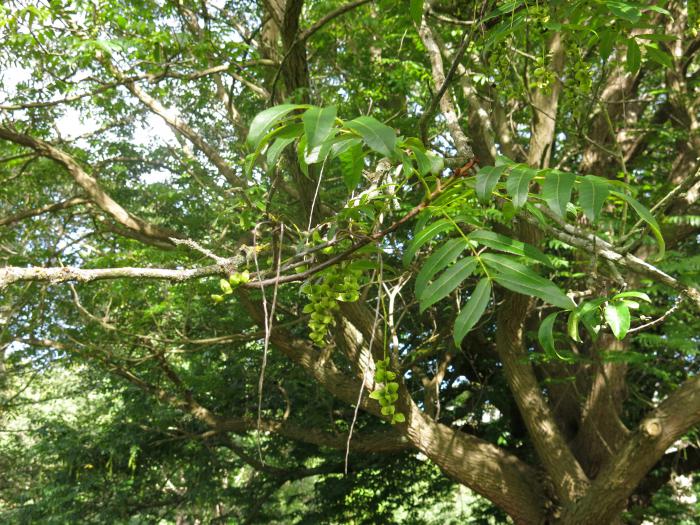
[211,270,251,303]
[532,54,555,92]
[369,358,405,424]
[302,265,361,345]
[569,44,592,92]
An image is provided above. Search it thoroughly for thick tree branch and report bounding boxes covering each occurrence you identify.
[0,126,180,247]
[337,301,548,525]
[418,16,473,158]
[0,258,241,291]
[558,375,700,524]
[0,197,88,226]
[495,290,590,503]
[103,61,245,188]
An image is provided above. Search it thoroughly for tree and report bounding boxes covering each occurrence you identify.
[1,0,699,523]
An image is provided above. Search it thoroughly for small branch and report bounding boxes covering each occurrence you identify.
[0,257,244,291]
[0,125,180,247]
[628,296,683,334]
[169,237,229,264]
[0,197,88,227]
[522,209,700,310]
[297,0,374,43]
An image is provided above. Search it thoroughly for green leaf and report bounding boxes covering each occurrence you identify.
[538,312,559,355]
[381,405,396,415]
[391,412,406,424]
[339,142,364,191]
[643,5,671,16]
[246,122,303,175]
[476,165,506,201]
[578,175,609,223]
[567,310,581,342]
[330,137,361,157]
[604,301,631,340]
[482,253,575,310]
[599,29,616,60]
[247,104,305,148]
[505,165,536,208]
[607,1,641,22]
[266,137,295,171]
[454,278,491,345]
[610,190,665,259]
[303,105,337,149]
[578,299,605,339]
[410,0,424,25]
[403,219,453,266]
[419,257,477,313]
[345,116,397,158]
[412,147,432,176]
[626,38,641,72]
[612,291,651,302]
[296,136,309,177]
[469,230,553,268]
[368,389,383,400]
[415,238,469,298]
[541,170,576,217]
[304,135,335,164]
[644,44,673,69]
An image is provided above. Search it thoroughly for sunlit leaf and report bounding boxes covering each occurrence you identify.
[247,104,306,148]
[482,254,575,310]
[604,301,631,339]
[345,116,397,158]
[541,170,576,217]
[469,230,553,268]
[578,175,609,223]
[415,238,469,298]
[303,105,337,150]
[505,165,536,208]
[339,142,365,191]
[419,257,477,313]
[454,278,491,345]
[476,165,506,201]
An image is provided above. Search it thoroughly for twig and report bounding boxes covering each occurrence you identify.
[254,224,284,464]
[628,296,683,334]
[345,254,383,474]
[169,237,228,264]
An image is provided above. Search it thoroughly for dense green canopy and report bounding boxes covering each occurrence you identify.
[1,0,699,523]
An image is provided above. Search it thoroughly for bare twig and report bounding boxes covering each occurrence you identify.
[345,254,383,473]
[0,197,88,227]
